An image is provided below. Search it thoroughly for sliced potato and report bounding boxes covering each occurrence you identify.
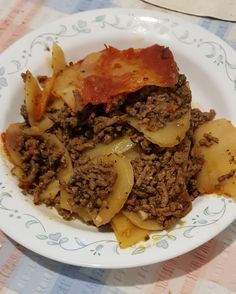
[123,146,141,161]
[74,206,92,223]
[22,126,43,137]
[122,210,164,231]
[111,212,150,248]
[2,123,24,166]
[24,70,53,130]
[129,111,190,147]
[52,52,102,111]
[193,119,236,199]
[40,179,60,200]
[85,136,135,158]
[60,189,92,222]
[60,189,72,211]
[49,97,65,110]
[23,128,73,182]
[12,166,24,180]
[90,154,134,227]
[43,133,73,183]
[34,76,55,121]
[52,67,81,112]
[5,126,73,200]
[60,153,134,225]
[51,43,66,75]
[52,52,103,112]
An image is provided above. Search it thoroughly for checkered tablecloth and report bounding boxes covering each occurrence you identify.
[0,1,236,293]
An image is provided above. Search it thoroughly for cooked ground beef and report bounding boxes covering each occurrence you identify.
[16,135,65,204]
[16,73,216,228]
[64,155,117,214]
[67,137,94,161]
[37,75,48,86]
[217,169,236,182]
[125,74,191,131]
[129,130,154,153]
[20,104,29,125]
[190,108,216,132]
[93,114,128,143]
[124,138,199,228]
[199,133,219,147]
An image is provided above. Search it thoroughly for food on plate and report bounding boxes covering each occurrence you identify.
[193,119,236,199]
[1,43,236,249]
[52,44,179,111]
[111,212,150,248]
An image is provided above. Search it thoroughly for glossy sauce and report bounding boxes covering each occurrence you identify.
[72,45,179,106]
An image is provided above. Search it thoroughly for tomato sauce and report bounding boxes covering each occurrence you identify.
[78,44,179,106]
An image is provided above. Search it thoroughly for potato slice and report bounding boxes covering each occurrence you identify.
[12,166,24,180]
[43,133,73,183]
[124,146,141,161]
[34,76,55,121]
[51,43,66,75]
[3,125,72,200]
[90,154,134,227]
[111,212,150,248]
[122,210,164,231]
[24,70,53,130]
[60,189,92,222]
[53,45,178,109]
[1,123,24,166]
[85,136,135,158]
[23,128,73,181]
[52,67,81,112]
[74,206,92,222]
[23,128,73,199]
[193,119,236,199]
[49,97,65,110]
[40,180,60,200]
[129,111,190,147]
[60,189,72,211]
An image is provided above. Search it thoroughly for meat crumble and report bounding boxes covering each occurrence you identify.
[7,74,216,230]
[15,134,65,205]
[125,74,191,131]
[64,155,117,213]
[124,139,197,228]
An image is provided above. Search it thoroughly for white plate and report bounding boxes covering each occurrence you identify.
[0,8,235,269]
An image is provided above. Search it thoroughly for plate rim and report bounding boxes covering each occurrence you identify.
[0,7,235,269]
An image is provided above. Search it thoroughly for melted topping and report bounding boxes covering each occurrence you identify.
[54,44,179,108]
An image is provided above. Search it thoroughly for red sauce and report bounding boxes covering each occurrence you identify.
[139,45,178,86]
[78,44,179,106]
[1,132,6,145]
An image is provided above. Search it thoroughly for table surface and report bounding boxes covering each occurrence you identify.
[0,1,236,293]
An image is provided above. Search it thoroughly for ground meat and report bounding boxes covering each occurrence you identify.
[57,207,74,221]
[125,139,194,228]
[64,156,117,214]
[67,137,94,161]
[16,134,64,204]
[186,155,204,199]
[199,133,219,147]
[72,89,85,112]
[37,75,48,86]
[129,131,153,153]
[93,114,128,144]
[50,104,79,130]
[125,74,192,131]
[190,108,216,131]
[16,72,216,229]
[20,104,29,125]
[186,108,216,140]
[217,169,236,182]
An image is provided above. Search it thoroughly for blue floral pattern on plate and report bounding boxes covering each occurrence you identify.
[0,9,235,267]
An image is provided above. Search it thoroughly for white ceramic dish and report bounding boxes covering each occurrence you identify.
[0,8,235,269]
